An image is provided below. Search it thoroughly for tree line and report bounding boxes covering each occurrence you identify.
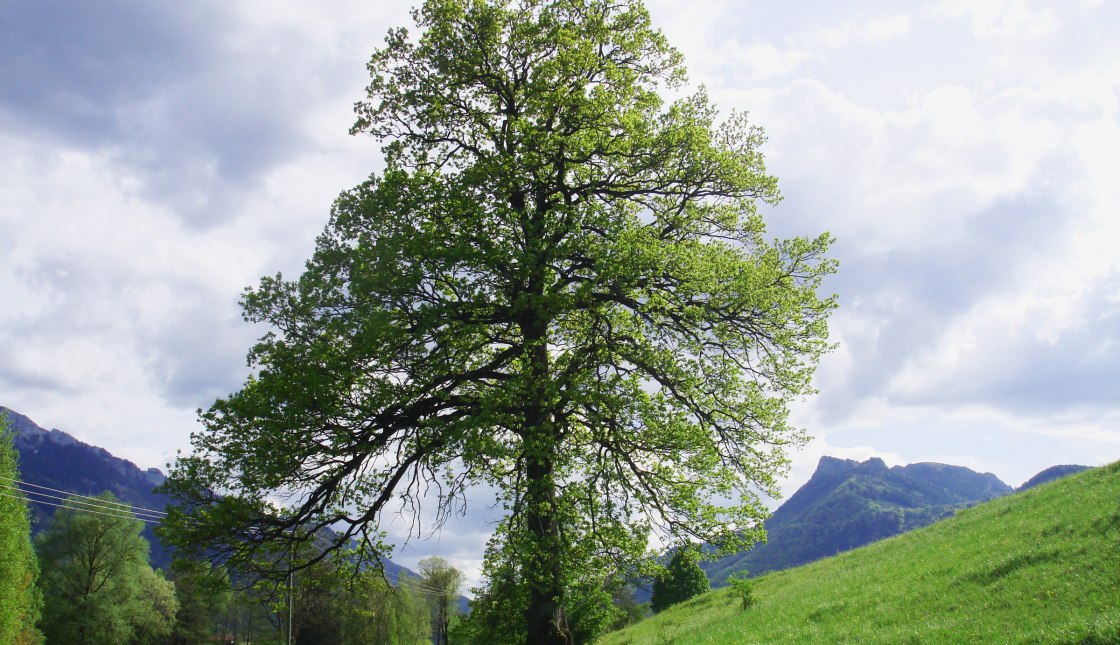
[1,415,471,644]
[5,409,742,645]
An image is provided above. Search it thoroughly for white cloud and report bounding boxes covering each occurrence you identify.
[795,14,913,50]
[721,42,817,82]
[934,0,1060,40]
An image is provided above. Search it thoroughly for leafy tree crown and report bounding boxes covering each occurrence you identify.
[651,545,710,613]
[161,0,836,641]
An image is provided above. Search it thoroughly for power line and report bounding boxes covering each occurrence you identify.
[0,490,163,524]
[0,475,167,516]
[0,482,163,520]
[2,480,453,594]
[0,482,166,520]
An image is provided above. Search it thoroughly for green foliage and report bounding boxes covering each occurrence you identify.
[214,576,283,643]
[162,0,836,640]
[131,567,179,644]
[457,572,625,645]
[451,541,527,645]
[651,546,710,613]
[274,547,431,645]
[565,579,628,645]
[0,416,42,645]
[288,556,349,644]
[166,560,231,645]
[418,556,465,645]
[725,572,755,610]
[351,572,431,645]
[36,492,177,645]
[455,523,649,644]
[599,463,1120,644]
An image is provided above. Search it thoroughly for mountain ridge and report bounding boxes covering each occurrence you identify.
[5,405,1089,608]
[702,455,1087,585]
[3,405,177,567]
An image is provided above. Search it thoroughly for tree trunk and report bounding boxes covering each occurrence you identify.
[521,315,573,645]
[524,455,572,645]
[524,456,573,640]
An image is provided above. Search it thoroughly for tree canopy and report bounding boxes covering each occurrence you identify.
[418,556,465,645]
[287,554,429,645]
[651,545,709,613]
[162,0,836,643]
[36,493,177,645]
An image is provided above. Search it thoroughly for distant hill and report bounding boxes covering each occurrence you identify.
[702,456,1014,584]
[1018,464,1090,491]
[603,462,1120,644]
[1,406,420,585]
[632,455,1090,603]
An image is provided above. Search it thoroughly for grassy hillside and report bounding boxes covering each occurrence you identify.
[601,462,1120,644]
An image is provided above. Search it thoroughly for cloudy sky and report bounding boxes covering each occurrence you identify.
[3,0,1118,584]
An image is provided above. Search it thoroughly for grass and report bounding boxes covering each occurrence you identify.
[600,462,1120,644]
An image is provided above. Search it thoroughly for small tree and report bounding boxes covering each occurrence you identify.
[0,415,42,645]
[289,556,348,645]
[395,574,433,645]
[342,568,431,645]
[131,567,180,644]
[167,560,231,645]
[270,547,433,645]
[726,571,756,610]
[650,546,709,613]
[36,492,177,644]
[608,581,648,630]
[418,556,465,645]
[453,531,632,645]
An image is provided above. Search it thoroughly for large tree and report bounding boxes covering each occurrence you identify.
[161,0,836,643]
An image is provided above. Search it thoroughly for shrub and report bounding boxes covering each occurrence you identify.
[651,546,710,613]
[727,572,757,610]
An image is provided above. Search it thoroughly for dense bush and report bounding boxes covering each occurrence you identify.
[651,546,710,613]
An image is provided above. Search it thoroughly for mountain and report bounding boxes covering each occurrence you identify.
[2,405,176,568]
[1018,464,1090,491]
[1,406,422,585]
[702,456,1015,584]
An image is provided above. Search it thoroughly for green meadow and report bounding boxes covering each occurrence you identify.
[602,462,1120,645]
